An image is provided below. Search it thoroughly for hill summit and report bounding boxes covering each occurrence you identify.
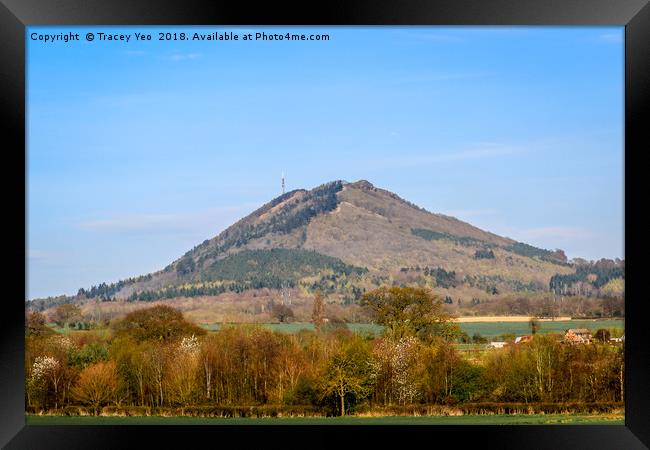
[69,179,577,303]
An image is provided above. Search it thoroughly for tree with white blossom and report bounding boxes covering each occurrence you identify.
[29,355,63,409]
[372,336,421,406]
[167,335,201,405]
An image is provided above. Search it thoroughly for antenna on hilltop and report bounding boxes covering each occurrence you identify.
[281,172,285,195]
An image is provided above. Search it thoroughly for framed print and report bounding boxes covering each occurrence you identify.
[1,0,648,448]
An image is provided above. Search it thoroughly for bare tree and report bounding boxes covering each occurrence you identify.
[72,361,118,414]
[311,290,325,332]
[281,282,292,306]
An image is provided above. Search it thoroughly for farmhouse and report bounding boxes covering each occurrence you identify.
[514,335,533,344]
[488,341,507,349]
[564,328,592,344]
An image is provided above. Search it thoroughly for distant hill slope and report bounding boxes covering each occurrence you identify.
[32,179,586,306]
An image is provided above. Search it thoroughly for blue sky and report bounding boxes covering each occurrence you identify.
[27,26,624,299]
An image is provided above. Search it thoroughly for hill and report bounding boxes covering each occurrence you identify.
[27,180,624,316]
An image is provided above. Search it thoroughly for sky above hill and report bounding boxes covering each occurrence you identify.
[27,26,624,299]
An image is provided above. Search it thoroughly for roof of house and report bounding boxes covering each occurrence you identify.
[567,328,591,334]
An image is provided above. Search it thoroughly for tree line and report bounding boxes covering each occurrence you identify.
[550,260,625,297]
[410,228,568,264]
[25,287,623,417]
[399,266,458,289]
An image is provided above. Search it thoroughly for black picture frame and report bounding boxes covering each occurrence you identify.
[1,1,647,448]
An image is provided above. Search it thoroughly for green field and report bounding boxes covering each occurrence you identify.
[49,319,624,340]
[458,319,624,339]
[26,414,624,426]
[201,320,623,339]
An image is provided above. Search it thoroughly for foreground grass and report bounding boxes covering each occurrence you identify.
[26,414,624,426]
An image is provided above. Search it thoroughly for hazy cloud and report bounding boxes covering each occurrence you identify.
[516,226,597,242]
[165,53,201,61]
[509,226,621,261]
[28,249,50,261]
[429,146,524,162]
[90,93,161,107]
[507,226,600,257]
[598,33,623,44]
[442,208,498,219]
[371,144,525,169]
[78,204,258,235]
[483,225,597,247]
[27,249,69,268]
[390,71,494,85]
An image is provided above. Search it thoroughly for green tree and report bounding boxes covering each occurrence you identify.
[472,333,488,344]
[418,339,465,403]
[109,336,150,406]
[321,336,376,416]
[112,305,206,343]
[69,342,109,369]
[361,286,458,341]
[484,346,537,403]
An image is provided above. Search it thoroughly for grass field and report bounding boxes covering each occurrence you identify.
[200,319,623,339]
[25,414,624,426]
[456,316,570,322]
[49,319,624,340]
[458,319,623,339]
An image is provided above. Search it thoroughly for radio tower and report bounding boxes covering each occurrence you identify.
[281,172,285,195]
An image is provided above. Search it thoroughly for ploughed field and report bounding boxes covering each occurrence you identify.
[200,319,624,339]
[26,414,624,426]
